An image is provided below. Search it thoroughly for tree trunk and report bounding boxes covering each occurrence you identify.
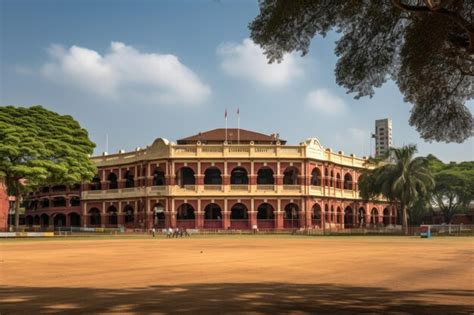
[14,194,20,230]
[401,204,408,235]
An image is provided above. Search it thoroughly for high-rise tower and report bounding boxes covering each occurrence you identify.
[374,119,393,157]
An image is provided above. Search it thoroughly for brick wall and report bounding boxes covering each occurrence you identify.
[0,180,9,230]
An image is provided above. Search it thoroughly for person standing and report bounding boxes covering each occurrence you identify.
[152,227,156,238]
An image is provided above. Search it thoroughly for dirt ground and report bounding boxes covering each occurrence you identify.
[1,235,473,314]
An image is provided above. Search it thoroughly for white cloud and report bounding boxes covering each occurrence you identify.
[305,88,347,115]
[40,42,211,105]
[217,38,303,87]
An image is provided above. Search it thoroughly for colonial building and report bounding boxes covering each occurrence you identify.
[23,128,396,230]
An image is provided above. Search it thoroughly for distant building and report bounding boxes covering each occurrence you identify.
[374,119,393,157]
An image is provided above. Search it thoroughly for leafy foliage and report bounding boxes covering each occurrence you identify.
[0,105,96,227]
[359,145,434,233]
[250,0,473,143]
[427,154,474,222]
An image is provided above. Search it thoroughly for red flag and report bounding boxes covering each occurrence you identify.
[225,109,227,118]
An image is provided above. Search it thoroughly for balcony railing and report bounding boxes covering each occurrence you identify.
[256,185,275,191]
[230,185,249,191]
[203,185,222,191]
[282,185,300,191]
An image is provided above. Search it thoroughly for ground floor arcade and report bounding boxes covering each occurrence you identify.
[25,198,396,230]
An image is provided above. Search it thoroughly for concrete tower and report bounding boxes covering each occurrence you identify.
[374,119,393,157]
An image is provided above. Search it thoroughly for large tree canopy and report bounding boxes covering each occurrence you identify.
[0,105,96,228]
[427,155,474,223]
[250,0,473,143]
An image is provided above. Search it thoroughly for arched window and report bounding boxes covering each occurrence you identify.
[311,168,321,186]
[204,167,222,185]
[344,173,353,190]
[358,207,365,226]
[257,167,274,185]
[54,214,66,227]
[204,203,222,220]
[90,176,101,191]
[383,208,390,226]
[257,203,275,220]
[152,168,166,186]
[52,197,66,208]
[371,208,379,225]
[124,205,134,224]
[70,196,80,207]
[40,213,49,226]
[312,204,322,226]
[177,203,195,220]
[176,167,195,187]
[283,167,299,185]
[107,206,118,226]
[89,208,101,226]
[69,213,81,227]
[336,173,341,189]
[108,172,118,189]
[336,207,342,224]
[124,171,135,188]
[344,206,353,228]
[230,203,248,220]
[230,167,248,185]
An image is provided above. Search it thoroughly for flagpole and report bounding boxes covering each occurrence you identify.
[237,108,240,145]
[225,109,228,143]
[106,134,109,153]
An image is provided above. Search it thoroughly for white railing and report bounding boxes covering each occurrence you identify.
[283,185,301,191]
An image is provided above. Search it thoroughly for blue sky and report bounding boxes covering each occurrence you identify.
[1,0,472,162]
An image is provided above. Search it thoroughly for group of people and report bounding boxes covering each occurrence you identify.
[151,227,191,238]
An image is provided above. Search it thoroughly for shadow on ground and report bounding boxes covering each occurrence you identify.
[1,283,472,314]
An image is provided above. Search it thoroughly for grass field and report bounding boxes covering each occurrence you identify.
[1,235,473,314]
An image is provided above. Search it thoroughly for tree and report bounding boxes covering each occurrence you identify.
[250,1,473,143]
[359,145,434,234]
[427,155,474,223]
[0,106,96,229]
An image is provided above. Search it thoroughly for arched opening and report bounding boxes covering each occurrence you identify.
[336,173,341,189]
[330,170,334,187]
[230,203,249,229]
[358,207,366,227]
[69,213,81,227]
[89,208,101,226]
[344,206,354,228]
[107,206,118,226]
[204,203,222,228]
[152,168,166,186]
[90,176,101,191]
[371,208,379,225]
[325,204,330,223]
[108,172,118,189]
[230,167,249,185]
[176,203,195,228]
[257,167,274,185]
[176,167,195,187]
[53,213,66,227]
[40,214,49,227]
[283,167,299,185]
[52,197,66,208]
[331,205,335,223]
[34,215,40,225]
[324,168,329,186]
[204,167,222,185]
[284,203,300,228]
[312,204,322,227]
[152,203,166,228]
[124,171,135,188]
[336,207,342,224]
[257,203,275,229]
[124,205,134,225]
[26,215,33,226]
[343,173,353,190]
[52,185,66,192]
[383,208,390,226]
[311,168,321,186]
[40,198,49,209]
[70,196,81,207]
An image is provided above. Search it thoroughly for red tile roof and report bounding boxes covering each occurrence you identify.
[177,128,286,145]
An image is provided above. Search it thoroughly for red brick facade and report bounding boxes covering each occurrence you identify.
[0,180,9,231]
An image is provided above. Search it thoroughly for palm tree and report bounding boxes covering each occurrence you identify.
[359,145,434,234]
